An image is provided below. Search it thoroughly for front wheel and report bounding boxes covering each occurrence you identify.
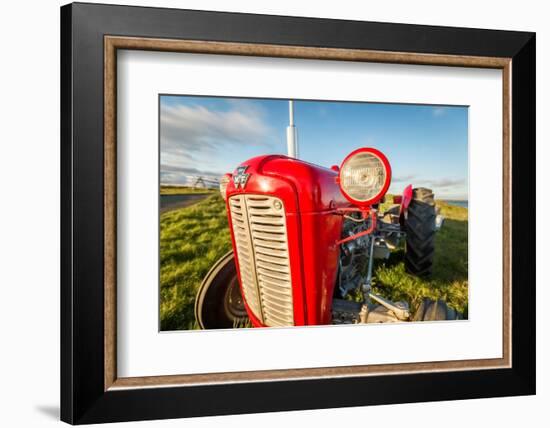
[195,251,251,329]
[412,298,464,321]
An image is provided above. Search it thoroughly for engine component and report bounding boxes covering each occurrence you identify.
[338,217,371,297]
[367,292,410,320]
[365,304,406,323]
[332,298,409,324]
[332,299,363,324]
[373,239,390,259]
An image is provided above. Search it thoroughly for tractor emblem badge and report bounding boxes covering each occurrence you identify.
[233,166,250,189]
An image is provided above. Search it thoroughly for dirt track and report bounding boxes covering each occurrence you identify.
[160,194,210,214]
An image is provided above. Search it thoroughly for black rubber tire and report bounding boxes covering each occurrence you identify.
[412,298,463,321]
[194,251,251,329]
[405,187,436,276]
[412,298,429,321]
[422,299,448,321]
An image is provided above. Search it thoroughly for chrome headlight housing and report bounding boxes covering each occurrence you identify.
[338,148,391,206]
[219,173,231,201]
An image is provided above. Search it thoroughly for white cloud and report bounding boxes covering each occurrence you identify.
[161,102,269,151]
[389,177,467,200]
[160,101,271,184]
[432,107,447,117]
[426,178,466,188]
[392,174,417,183]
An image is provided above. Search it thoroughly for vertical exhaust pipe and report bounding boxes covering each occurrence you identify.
[286,100,299,158]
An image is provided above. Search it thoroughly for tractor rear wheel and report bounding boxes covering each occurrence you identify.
[405,187,436,276]
[195,251,251,329]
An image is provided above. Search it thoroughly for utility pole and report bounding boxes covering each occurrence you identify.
[286,100,299,158]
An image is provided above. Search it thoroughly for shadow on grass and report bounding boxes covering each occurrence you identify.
[376,218,467,282]
[432,218,468,283]
[373,217,468,316]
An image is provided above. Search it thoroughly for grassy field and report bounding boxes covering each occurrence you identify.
[160,185,217,195]
[160,193,232,330]
[160,194,468,330]
[373,198,468,316]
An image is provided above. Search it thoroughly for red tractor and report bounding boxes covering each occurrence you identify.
[195,147,457,329]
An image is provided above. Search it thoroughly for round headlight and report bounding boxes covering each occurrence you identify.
[338,148,391,206]
[219,173,231,200]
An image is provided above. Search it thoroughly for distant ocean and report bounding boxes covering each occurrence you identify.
[444,200,468,208]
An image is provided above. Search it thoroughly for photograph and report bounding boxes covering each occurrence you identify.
[159,95,469,331]
[55,2,536,424]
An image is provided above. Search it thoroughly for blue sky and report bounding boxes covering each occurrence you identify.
[160,95,468,200]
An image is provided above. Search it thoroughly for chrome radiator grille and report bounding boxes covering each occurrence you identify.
[228,195,294,327]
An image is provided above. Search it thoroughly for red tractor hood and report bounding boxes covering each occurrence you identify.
[226,154,352,213]
[224,154,355,327]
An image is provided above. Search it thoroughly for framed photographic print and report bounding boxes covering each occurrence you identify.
[60,2,535,424]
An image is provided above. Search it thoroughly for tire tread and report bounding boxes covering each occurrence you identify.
[405,187,436,276]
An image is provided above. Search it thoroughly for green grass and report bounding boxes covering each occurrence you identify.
[160,185,216,195]
[373,198,468,316]
[160,193,232,330]
[160,194,468,330]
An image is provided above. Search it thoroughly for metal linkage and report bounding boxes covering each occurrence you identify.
[367,292,410,321]
[335,210,377,245]
[360,216,410,322]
